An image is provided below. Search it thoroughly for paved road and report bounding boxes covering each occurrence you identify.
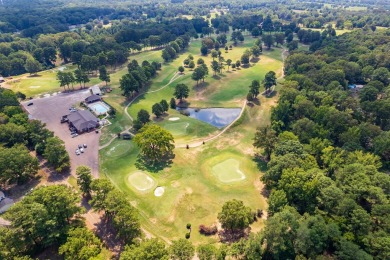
[22,89,101,177]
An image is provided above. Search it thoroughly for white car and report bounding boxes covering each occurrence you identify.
[75,149,80,155]
[71,133,78,138]
[80,148,84,153]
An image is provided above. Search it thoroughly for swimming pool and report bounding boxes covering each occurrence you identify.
[88,101,110,115]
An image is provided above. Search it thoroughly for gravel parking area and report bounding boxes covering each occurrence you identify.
[22,90,100,177]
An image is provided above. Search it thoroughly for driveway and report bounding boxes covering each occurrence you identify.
[22,90,100,177]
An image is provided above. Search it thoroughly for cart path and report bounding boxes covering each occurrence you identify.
[100,47,287,150]
[99,72,182,150]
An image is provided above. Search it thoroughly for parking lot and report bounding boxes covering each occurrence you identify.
[22,90,100,177]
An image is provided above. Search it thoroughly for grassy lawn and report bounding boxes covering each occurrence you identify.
[99,32,284,244]
[5,64,101,97]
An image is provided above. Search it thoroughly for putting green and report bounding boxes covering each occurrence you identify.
[106,142,133,157]
[163,122,189,136]
[127,171,157,193]
[212,159,246,183]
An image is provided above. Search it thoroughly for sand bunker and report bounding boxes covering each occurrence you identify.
[29,86,41,89]
[154,187,165,197]
[212,159,246,183]
[128,171,156,192]
[168,117,180,121]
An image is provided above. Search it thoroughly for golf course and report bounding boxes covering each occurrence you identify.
[99,33,284,243]
[3,30,284,244]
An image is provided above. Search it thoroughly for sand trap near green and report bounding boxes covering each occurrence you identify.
[163,122,189,136]
[127,171,157,193]
[212,159,246,183]
[106,142,133,157]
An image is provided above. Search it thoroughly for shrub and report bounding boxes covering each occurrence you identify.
[199,225,218,236]
[187,223,191,229]
[257,209,263,218]
[185,232,191,239]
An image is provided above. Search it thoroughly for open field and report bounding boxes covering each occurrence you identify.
[301,26,352,36]
[4,64,101,97]
[99,32,284,243]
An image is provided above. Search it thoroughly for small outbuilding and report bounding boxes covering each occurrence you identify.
[122,133,132,140]
[0,77,5,83]
[90,85,102,96]
[67,110,99,133]
[85,94,102,104]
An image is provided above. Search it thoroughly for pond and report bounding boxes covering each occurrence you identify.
[178,107,241,128]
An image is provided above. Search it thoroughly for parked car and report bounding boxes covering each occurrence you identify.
[75,149,80,155]
[71,133,78,138]
[80,148,84,153]
[27,102,33,106]
[78,144,82,149]
[83,144,87,148]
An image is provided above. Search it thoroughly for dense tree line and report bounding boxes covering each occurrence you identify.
[0,88,69,189]
[252,28,390,259]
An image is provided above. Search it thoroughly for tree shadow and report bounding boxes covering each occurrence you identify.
[218,228,251,243]
[3,175,41,199]
[135,152,175,173]
[177,100,191,108]
[27,74,42,78]
[152,116,164,122]
[263,90,278,98]
[250,57,260,63]
[193,82,209,92]
[248,99,260,106]
[94,217,124,256]
[252,154,268,172]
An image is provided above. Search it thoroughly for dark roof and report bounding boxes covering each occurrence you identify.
[85,94,101,103]
[67,110,99,132]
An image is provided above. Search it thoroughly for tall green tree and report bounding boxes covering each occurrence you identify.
[197,244,217,260]
[3,185,81,255]
[90,179,114,212]
[121,239,169,260]
[0,144,39,186]
[152,103,164,118]
[74,69,89,88]
[24,58,42,75]
[263,71,277,93]
[160,99,169,112]
[169,239,195,260]
[133,124,174,164]
[174,83,189,102]
[253,125,278,160]
[249,80,260,99]
[263,34,275,49]
[59,228,101,260]
[99,65,110,86]
[43,136,70,173]
[217,199,253,232]
[76,165,93,196]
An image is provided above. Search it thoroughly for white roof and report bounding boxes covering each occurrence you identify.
[90,85,102,94]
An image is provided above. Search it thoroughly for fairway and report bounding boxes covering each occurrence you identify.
[212,159,246,183]
[162,122,189,136]
[99,31,282,243]
[127,171,157,193]
[105,142,133,157]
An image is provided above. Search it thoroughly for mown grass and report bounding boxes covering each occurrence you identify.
[6,65,101,97]
[99,32,284,244]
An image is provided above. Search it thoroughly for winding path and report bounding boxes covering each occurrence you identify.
[100,47,288,151]
[99,72,182,150]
